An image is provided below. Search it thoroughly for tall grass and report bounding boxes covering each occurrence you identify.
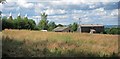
[2,29,119,57]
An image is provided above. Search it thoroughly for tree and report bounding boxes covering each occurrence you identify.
[57,24,63,27]
[28,19,36,30]
[71,22,78,32]
[48,22,56,31]
[7,16,14,29]
[0,12,1,31]
[68,24,72,31]
[38,12,48,30]
[104,28,120,35]
[2,16,14,29]
[0,0,6,30]
[0,11,2,15]
[68,22,78,32]
[2,15,37,30]
[14,16,23,29]
[2,16,7,30]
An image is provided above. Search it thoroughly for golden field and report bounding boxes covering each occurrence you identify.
[2,29,119,57]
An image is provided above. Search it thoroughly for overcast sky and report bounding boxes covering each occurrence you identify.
[0,0,120,25]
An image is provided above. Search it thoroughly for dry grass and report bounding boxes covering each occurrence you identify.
[2,29,119,57]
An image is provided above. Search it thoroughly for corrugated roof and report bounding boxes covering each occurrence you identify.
[53,27,68,31]
[80,24,104,27]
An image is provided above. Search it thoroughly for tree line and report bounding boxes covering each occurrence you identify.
[1,12,78,32]
[102,28,120,35]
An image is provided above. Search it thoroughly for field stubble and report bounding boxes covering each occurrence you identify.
[2,29,119,57]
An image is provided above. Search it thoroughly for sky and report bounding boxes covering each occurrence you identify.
[0,0,120,25]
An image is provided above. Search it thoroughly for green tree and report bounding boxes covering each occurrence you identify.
[14,16,23,29]
[2,16,14,29]
[104,28,120,35]
[109,28,120,34]
[48,22,56,31]
[7,16,14,29]
[71,22,78,32]
[0,13,1,31]
[38,12,48,30]
[57,24,63,27]
[28,19,36,30]
[2,15,37,30]
[0,11,1,16]
[2,16,7,30]
[68,24,72,32]
[23,17,29,29]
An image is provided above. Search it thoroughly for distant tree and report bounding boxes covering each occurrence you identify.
[0,12,1,30]
[14,16,23,29]
[104,28,120,35]
[109,28,120,34]
[23,17,29,29]
[57,24,63,27]
[41,12,47,21]
[0,0,6,30]
[2,16,14,29]
[2,16,7,30]
[68,24,72,31]
[38,12,48,30]
[71,22,78,32]
[48,22,56,31]
[0,17,1,31]
[2,15,37,30]
[28,19,36,30]
[17,16,22,20]
[0,11,2,15]
[7,16,14,29]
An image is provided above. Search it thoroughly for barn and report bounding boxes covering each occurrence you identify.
[77,24,104,33]
[53,27,71,32]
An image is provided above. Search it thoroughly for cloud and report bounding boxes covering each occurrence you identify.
[16,0,34,8]
[48,15,68,20]
[45,9,67,15]
[34,3,46,14]
[2,1,119,25]
[6,0,17,2]
[110,9,118,16]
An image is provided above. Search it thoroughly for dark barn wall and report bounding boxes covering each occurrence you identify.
[81,27,91,33]
[81,26,104,33]
[93,26,104,33]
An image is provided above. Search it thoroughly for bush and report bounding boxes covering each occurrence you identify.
[104,28,120,35]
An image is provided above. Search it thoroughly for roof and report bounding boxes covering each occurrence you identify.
[80,24,104,27]
[53,27,69,31]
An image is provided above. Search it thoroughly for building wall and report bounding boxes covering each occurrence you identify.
[93,26,104,33]
[81,27,91,33]
[54,28,70,32]
[62,28,71,32]
[81,26,104,33]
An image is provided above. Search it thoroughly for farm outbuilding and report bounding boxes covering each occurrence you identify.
[53,27,71,32]
[77,24,104,33]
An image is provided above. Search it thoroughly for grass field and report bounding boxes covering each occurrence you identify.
[2,29,119,57]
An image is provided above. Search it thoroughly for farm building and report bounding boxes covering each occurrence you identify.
[53,27,71,32]
[77,24,104,33]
